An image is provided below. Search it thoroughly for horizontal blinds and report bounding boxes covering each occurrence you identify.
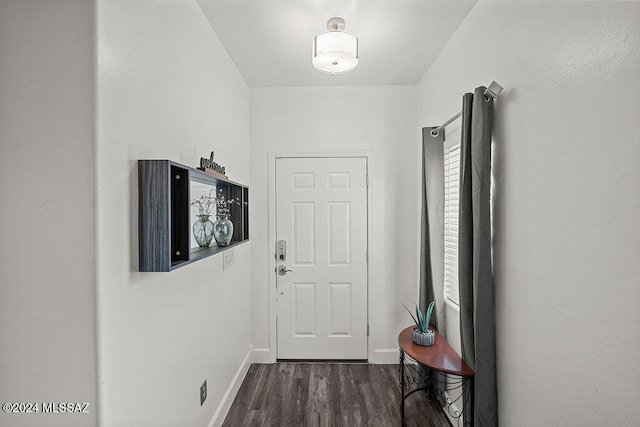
[444,144,460,305]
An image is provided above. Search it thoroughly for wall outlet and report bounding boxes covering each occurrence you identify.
[200,380,207,406]
[223,250,234,270]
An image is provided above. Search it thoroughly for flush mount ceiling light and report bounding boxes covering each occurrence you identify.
[312,17,359,74]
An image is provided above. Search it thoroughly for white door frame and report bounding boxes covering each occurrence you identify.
[266,150,374,363]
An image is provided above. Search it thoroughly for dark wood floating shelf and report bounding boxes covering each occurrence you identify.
[138,159,249,272]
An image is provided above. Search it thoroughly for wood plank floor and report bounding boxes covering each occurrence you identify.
[223,363,451,427]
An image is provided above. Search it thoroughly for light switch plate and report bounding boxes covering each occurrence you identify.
[223,250,234,270]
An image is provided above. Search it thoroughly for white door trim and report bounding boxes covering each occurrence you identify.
[266,150,374,363]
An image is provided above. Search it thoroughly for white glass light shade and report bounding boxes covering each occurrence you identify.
[312,31,359,74]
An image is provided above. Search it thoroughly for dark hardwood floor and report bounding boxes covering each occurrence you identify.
[223,363,451,427]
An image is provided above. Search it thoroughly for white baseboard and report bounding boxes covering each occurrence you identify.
[251,347,274,364]
[372,349,400,364]
[208,349,252,427]
[249,347,398,364]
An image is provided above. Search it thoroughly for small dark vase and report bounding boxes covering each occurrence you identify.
[412,328,435,346]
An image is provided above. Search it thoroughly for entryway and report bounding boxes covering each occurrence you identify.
[274,157,368,360]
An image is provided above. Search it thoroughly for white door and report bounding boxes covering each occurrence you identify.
[275,157,368,360]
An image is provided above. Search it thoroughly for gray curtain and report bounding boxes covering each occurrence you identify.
[419,127,445,335]
[459,87,498,426]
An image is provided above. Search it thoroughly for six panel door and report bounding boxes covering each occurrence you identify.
[275,157,368,360]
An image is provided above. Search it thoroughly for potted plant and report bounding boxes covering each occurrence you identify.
[403,301,436,346]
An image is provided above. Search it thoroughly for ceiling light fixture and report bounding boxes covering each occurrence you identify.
[312,17,359,74]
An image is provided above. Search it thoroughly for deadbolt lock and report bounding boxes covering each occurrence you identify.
[276,240,286,261]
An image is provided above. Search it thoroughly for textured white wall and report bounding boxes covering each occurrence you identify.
[417,1,640,425]
[97,1,251,426]
[0,1,98,426]
[249,86,417,363]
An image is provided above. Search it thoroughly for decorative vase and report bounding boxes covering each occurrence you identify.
[193,215,214,247]
[213,215,234,247]
[412,328,435,346]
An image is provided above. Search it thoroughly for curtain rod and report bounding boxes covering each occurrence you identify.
[430,81,503,137]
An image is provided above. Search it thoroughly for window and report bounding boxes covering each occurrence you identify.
[444,144,460,305]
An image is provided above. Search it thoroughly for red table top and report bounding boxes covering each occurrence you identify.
[398,325,475,377]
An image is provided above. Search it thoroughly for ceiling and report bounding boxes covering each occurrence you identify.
[196,0,477,87]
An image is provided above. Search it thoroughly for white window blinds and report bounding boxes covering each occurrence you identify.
[444,144,460,305]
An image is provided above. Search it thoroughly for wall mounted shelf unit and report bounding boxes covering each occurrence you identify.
[138,159,249,272]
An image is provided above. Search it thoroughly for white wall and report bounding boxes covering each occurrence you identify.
[97,1,251,426]
[0,1,97,426]
[250,86,417,363]
[417,1,640,425]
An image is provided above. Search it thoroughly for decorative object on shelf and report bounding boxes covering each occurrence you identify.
[198,151,228,180]
[403,301,436,346]
[191,188,216,247]
[212,189,240,247]
[312,17,359,74]
[213,216,233,247]
[193,215,214,247]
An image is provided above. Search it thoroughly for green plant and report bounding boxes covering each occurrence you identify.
[402,301,435,333]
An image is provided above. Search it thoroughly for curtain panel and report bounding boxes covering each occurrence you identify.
[419,127,445,334]
[459,87,498,426]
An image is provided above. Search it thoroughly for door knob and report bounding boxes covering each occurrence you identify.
[277,265,293,276]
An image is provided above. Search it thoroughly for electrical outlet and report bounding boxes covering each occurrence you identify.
[223,250,234,270]
[200,380,207,406]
